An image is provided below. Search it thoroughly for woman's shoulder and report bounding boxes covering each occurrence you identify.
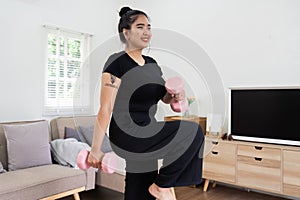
[103,51,127,78]
[106,51,127,64]
[104,51,129,68]
[143,54,158,64]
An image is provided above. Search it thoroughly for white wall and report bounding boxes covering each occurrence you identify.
[125,0,300,85]
[119,0,300,124]
[0,0,119,121]
[0,0,300,123]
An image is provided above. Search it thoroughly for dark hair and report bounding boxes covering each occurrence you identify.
[118,6,149,43]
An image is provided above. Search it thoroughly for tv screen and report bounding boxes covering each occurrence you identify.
[229,87,300,146]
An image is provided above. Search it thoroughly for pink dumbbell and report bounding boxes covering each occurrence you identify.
[77,150,117,174]
[165,77,188,112]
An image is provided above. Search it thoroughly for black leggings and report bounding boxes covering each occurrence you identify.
[111,120,204,200]
[124,170,157,200]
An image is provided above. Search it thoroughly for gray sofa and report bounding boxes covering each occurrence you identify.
[50,115,126,193]
[0,120,95,200]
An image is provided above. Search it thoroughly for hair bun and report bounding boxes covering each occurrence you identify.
[119,6,132,17]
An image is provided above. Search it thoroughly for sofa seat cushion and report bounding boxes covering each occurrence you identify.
[0,164,86,200]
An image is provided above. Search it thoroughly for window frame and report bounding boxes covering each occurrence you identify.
[43,25,92,116]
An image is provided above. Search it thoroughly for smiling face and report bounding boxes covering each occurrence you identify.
[123,15,152,50]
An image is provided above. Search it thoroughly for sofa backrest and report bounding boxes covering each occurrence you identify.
[0,117,96,170]
[0,120,46,170]
[50,115,96,140]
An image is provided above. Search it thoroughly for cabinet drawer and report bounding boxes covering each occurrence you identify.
[283,150,300,197]
[203,141,236,183]
[204,140,236,162]
[238,145,281,161]
[237,155,281,193]
[204,139,235,154]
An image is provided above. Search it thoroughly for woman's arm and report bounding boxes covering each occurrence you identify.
[88,72,121,168]
[161,75,173,104]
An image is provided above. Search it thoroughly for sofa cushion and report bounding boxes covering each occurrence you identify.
[3,121,52,171]
[0,131,8,170]
[0,161,6,173]
[78,125,93,144]
[0,164,86,200]
[64,127,83,141]
[79,125,112,153]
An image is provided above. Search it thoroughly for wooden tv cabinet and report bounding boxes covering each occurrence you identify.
[203,136,300,198]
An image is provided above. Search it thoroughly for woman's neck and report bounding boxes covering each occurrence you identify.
[125,47,145,66]
[125,47,143,58]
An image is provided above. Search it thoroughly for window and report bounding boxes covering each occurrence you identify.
[43,25,92,115]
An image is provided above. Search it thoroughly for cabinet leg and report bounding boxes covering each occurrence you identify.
[212,181,217,188]
[203,179,210,192]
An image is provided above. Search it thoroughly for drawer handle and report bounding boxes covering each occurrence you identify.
[212,151,219,155]
[254,146,263,150]
[254,157,262,161]
[212,141,218,145]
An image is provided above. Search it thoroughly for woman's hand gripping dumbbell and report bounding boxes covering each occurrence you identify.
[77,150,117,174]
[165,76,188,112]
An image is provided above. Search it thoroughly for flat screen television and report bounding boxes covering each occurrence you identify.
[228,86,300,146]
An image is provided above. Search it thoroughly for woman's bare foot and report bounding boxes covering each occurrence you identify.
[149,183,176,200]
[171,187,176,197]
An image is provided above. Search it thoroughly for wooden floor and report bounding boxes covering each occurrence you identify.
[61,184,291,200]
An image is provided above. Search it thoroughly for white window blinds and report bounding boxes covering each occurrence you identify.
[43,25,92,115]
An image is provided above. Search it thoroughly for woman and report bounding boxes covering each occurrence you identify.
[88,6,204,200]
